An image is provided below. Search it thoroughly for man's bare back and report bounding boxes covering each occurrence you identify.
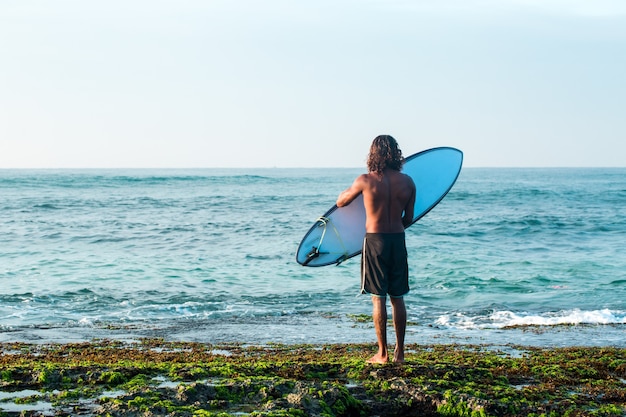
[337,168,416,233]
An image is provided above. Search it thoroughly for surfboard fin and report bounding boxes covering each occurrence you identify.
[302,246,331,266]
[335,254,349,266]
[302,247,320,266]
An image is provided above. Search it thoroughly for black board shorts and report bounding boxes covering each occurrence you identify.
[361,232,409,298]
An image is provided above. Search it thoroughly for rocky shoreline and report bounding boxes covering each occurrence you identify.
[1,339,624,416]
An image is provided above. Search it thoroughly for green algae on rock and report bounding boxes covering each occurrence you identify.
[0,340,625,416]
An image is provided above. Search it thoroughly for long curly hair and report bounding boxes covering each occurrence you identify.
[366,135,404,174]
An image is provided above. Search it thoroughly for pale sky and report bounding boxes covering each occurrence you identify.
[1,0,625,168]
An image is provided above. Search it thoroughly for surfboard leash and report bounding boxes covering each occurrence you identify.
[327,218,350,265]
[303,216,349,266]
[302,217,329,265]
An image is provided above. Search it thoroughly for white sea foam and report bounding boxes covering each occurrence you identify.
[436,309,626,329]
[78,317,93,326]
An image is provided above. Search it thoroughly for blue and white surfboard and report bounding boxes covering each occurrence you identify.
[296,147,463,267]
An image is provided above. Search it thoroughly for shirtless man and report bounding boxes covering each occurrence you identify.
[336,135,416,364]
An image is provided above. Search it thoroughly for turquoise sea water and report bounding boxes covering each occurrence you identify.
[0,168,624,346]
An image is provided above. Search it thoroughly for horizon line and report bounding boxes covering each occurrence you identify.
[1,165,625,170]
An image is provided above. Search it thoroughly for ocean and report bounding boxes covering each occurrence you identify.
[1,168,624,347]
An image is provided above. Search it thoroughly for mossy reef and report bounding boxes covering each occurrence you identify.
[0,339,624,416]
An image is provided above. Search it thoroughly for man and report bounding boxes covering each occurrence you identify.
[336,135,416,364]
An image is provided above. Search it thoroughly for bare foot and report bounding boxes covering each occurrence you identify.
[393,350,405,364]
[367,354,388,364]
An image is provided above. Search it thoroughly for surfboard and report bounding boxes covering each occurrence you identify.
[296,147,463,267]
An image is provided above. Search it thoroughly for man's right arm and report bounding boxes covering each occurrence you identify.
[336,175,366,207]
